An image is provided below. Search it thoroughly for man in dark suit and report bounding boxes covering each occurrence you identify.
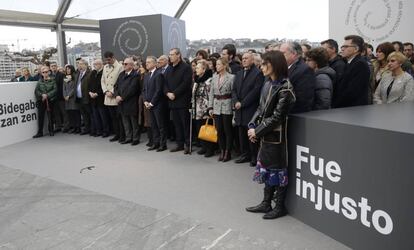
[232,52,264,166]
[114,57,141,145]
[321,39,346,89]
[332,35,370,108]
[88,59,109,137]
[144,56,167,152]
[50,61,68,132]
[222,44,242,75]
[280,42,316,113]
[158,55,175,142]
[164,48,193,154]
[75,59,92,135]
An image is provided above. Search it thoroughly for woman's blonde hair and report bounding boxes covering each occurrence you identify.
[216,57,229,72]
[387,51,407,64]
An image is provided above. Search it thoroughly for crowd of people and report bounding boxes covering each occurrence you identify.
[29,34,414,220]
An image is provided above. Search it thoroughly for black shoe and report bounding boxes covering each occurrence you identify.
[102,133,109,138]
[32,133,43,139]
[120,140,132,144]
[197,148,207,155]
[246,202,272,213]
[74,128,81,134]
[62,128,69,133]
[263,207,287,219]
[204,151,214,158]
[54,128,61,133]
[49,131,54,136]
[131,140,140,146]
[146,141,153,147]
[148,145,159,151]
[170,146,184,152]
[90,133,96,137]
[109,136,119,142]
[250,161,256,167]
[156,146,167,152]
[184,147,190,154]
[80,130,90,135]
[235,156,250,164]
[68,128,75,134]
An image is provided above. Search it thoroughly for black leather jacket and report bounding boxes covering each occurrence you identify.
[249,79,296,169]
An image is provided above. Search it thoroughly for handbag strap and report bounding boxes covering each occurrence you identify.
[205,117,215,127]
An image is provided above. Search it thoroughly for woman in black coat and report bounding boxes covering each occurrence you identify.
[245,51,296,220]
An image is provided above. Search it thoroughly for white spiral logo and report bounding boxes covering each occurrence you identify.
[112,20,149,57]
[345,0,403,42]
[167,21,184,50]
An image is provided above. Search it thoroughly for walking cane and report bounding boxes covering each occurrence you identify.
[189,108,193,154]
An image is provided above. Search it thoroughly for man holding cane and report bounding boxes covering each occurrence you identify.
[33,66,57,138]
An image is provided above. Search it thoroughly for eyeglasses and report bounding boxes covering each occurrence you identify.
[122,63,130,66]
[341,45,356,49]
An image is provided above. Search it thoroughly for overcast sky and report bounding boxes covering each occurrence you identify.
[0,0,329,51]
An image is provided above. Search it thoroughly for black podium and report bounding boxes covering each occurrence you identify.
[287,102,414,250]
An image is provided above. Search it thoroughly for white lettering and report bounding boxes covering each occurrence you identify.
[297,145,309,169]
[325,161,341,182]
[341,197,358,220]
[372,210,393,235]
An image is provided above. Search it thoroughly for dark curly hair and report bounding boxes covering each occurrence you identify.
[305,47,329,68]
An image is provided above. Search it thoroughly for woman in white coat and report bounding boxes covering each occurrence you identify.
[373,52,414,104]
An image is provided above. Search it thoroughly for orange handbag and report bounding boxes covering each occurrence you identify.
[198,118,218,143]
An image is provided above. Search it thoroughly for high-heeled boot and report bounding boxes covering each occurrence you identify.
[218,150,224,161]
[263,186,288,219]
[246,185,275,213]
[222,150,231,162]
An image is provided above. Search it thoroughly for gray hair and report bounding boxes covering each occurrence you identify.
[158,55,168,61]
[146,56,157,63]
[78,59,88,66]
[285,42,303,56]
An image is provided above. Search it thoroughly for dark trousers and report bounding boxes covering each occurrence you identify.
[215,114,233,151]
[91,105,109,135]
[150,107,166,147]
[166,109,175,140]
[122,115,140,142]
[67,109,81,129]
[172,108,190,147]
[107,105,124,139]
[78,101,92,132]
[195,119,215,153]
[238,125,258,162]
[37,100,54,134]
[53,100,68,129]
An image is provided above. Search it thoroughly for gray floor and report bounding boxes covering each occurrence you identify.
[0,134,350,249]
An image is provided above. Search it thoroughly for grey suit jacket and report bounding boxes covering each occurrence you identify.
[208,72,235,115]
[373,72,414,104]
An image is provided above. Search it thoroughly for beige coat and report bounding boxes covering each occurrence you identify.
[101,60,123,106]
[373,72,414,104]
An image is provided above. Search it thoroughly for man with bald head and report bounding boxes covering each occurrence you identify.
[88,59,109,137]
[280,42,315,113]
[232,52,264,166]
[114,57,141,145]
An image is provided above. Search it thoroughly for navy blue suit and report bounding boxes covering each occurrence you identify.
[143,69,167,147]
[288,59,316,113]
[232,64,264,162]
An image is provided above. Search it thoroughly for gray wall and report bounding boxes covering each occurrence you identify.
[286,104,414,250]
